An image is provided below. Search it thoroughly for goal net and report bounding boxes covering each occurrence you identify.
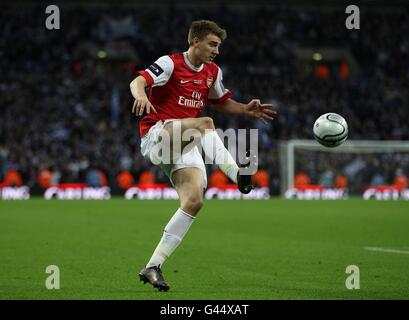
[279,140,409,200]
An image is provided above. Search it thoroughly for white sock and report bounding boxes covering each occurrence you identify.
[201,130,239,183]
[146,208,195,268]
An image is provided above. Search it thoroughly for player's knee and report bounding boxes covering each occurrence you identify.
[183,193,203,214]
[198,117,215,132]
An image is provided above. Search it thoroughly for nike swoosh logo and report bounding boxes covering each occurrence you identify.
[180,80,189,83]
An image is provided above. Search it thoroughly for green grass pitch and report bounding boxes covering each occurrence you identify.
[0,199,408,300]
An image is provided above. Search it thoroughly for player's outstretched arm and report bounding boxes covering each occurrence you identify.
[130,76,157,116]
[213,98,277,123]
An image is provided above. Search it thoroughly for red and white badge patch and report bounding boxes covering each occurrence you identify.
[206,77,213,88]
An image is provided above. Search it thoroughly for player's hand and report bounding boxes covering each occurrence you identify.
[245,99,277,124]
[132,97,157,116]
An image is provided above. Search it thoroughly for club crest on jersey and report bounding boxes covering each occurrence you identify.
[206,77,213,88]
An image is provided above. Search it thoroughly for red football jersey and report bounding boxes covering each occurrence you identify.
[137,52,232,137]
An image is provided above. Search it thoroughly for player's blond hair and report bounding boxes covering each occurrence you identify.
[188,20,227,45]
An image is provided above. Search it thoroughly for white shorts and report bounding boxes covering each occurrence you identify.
[140,119,207,188]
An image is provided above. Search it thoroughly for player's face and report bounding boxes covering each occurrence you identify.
[194,34,221,64]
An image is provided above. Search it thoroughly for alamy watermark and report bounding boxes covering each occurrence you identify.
[345,5,360,30]
[45,5,60,30]
[345,265,360,290]
[45,265,60,290]
[147,125,259,175]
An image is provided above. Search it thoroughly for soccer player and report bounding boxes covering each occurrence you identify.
[130,20,276,291]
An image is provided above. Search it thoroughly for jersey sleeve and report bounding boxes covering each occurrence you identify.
[208,67,233,104]
[137,55,174,87]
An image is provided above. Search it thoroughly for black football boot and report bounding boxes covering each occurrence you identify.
[138,265,170,292]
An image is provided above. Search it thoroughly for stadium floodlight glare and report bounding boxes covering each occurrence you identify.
[312,52,323,61]
[97,50,107,59]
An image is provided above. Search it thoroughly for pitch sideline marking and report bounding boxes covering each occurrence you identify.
[364,247,409,255]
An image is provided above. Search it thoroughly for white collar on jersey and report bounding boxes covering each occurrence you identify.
[183,51,204,72]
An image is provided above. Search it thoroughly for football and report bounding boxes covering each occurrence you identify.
[313,113,348,147]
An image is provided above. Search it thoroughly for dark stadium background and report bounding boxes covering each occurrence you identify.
[1,0,409,302]
[1,0,408,196]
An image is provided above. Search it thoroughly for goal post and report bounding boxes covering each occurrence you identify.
[279,139,409,196]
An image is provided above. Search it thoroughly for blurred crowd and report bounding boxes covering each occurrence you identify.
[294,151,409,193]
[1,2,408,193]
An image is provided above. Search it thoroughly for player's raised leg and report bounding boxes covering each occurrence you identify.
[139,167,204,291]
[162,117,254,193]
